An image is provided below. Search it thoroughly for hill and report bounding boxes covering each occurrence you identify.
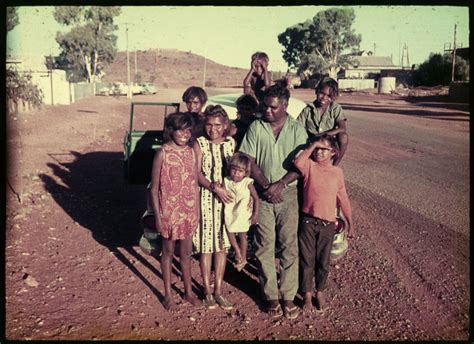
[102,48,264,89]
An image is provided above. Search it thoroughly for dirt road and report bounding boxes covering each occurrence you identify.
[5,88,470,340]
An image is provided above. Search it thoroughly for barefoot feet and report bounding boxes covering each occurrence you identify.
[163,297,179,313]
[184,293,202,307]
[302,295,314,313]
[315,291,328,312]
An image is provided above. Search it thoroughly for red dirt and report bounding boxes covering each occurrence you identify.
[5,88,469,340]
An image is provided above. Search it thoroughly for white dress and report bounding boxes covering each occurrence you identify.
[223,176,253,233]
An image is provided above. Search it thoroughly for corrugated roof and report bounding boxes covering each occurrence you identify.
[353,56,395,67]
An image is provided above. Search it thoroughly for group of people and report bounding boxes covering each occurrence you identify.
[142,52,355,319]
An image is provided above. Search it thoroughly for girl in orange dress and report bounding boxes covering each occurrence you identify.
[149,112,201,312]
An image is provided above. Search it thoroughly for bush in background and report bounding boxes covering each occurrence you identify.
[6,66,44,113]
[413,53,469,86]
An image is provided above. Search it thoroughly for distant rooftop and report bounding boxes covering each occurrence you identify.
[353,56,396,67]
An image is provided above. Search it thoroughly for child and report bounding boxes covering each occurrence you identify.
[223,153,259,271]
[243,52,272,104]
[149,112,201,312]
[229,94,259,149]
[293,134,354,313]
[297,77,348,166]
[193,105,236,311]
[182,86,208,138]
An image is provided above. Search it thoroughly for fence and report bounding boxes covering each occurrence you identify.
[338,79,375,90]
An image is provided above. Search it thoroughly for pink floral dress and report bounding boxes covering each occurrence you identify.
[158,144,198,240]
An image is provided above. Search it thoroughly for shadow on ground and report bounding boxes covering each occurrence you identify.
[39,150,261,306]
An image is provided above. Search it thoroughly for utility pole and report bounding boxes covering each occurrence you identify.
[202,52,207,89]
[451,23,457,82]
[134,49,137,82]
[126,25,131,99]
[373,43,376,56]
[49,54,54,105]
[401,43,409,68]
[398,40,401,66]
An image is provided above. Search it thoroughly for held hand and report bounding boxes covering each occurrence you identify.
[263,180,285,202]
[263,184,284,203]
[251,214,259,225]
[260,58,268,71]
[347,223,355,239]
[214,184,234,204]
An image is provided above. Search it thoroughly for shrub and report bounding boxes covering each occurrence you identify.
[413,53,469,86]
[6,66,44,113]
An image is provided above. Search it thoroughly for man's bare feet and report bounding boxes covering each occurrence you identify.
[184,293,201,307]
[163,297,179,313]
[302,295,314,313]
[315,291,327,312]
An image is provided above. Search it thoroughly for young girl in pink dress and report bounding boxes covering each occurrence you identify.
[149,112,201,312]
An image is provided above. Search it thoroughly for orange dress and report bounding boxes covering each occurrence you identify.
[158,144,198,240]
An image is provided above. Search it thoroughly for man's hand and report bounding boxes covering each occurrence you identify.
[263,181,285,203]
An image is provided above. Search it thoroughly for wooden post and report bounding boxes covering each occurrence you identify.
[451,24,457,82]
[49,55,54,105]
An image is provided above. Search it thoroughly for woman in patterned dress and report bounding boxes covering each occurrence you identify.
[149,112,201,312]
[193,105,236,311]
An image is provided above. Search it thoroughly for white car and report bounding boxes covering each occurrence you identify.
[206,93,307,120]
[98,82,142,96]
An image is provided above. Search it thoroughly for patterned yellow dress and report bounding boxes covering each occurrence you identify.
[193,136,235,253]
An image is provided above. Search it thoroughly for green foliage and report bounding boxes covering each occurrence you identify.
[278,8,361,79]
[6,66,44,113]
[53,6,121,83]
[7,7,19,32]
[413,53,470,86]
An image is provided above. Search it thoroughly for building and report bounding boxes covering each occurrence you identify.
[338,52,399,79]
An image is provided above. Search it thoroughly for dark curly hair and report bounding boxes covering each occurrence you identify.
[182,86,208,104]
[236,94,258,112]
[313,134,340,163]
[315,77,339,99]
[264,82,290,103]
[251,51,269,63]
[203,104,229,123]
[163,112,194,143]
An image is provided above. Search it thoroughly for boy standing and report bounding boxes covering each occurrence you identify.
[297,77,348,166]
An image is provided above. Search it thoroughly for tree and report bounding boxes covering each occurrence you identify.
[413,53,470,86]
[7,7,19,32]
[53,6,121,83]
[6,7,43,113]
[278,8,361,79]
[6,66,44,113]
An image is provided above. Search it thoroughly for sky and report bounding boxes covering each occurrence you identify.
[6,5,470,72]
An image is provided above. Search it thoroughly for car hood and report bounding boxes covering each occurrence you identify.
[206,93,307,120]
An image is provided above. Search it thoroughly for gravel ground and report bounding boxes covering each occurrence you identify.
[5,88,470,340]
